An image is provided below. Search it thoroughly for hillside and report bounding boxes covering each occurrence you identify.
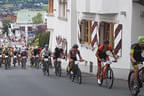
[0,0,48,14]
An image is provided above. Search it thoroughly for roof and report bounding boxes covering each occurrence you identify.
[16,10,46,24]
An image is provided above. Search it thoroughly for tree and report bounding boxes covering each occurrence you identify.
[39,31,50,47]
[32,13,43,24]
[2,19,12,35]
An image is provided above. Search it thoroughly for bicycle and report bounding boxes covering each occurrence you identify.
[55,58,62,77]
[17,54,21,66]
[21,56,27,69]
[30,55,35,67]
[128,62,144,96]
[70,60,83,84]
[43,56,51,76]
[4,55,11,70]
[35,54,40,69]
[98,60,114,89]
[13,55,17,67]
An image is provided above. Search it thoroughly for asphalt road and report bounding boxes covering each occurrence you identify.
[0,64,143,96]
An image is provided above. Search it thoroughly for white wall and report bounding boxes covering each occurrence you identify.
[47,0,74,51]
[77,0,119,14]
[112,0,132,70]
[131,3,144,44]
[47,0,133,80]
[101,0,119,13]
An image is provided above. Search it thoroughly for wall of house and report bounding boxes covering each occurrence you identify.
[131,3,144,44]
[47,0,77,51]
[75,0,133,80]
[47,0,133,80]
[77,0,119,14]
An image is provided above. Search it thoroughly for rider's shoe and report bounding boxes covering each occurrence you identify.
[98,79,101,85]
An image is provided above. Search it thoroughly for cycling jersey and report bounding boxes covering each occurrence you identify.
[131,43,144,62]
[54,48,63,58]
[41,48,51,57]
[21,50,27,57]
[70,49,80,61]
[97,45,112,60]
[4,49,10,56]
[13,51,17,56]
[34,49,40,56]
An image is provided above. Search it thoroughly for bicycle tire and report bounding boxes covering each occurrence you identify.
[128,70,139,96]
[58,65,61,77]
[47,62,50,76]
[77,68,82,84]
[138,67,144,83]
[105,67,114,89]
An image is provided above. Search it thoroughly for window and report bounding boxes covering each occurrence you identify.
[58,0,67,19]
[80,20,91,45]
[48,0,54,14]
[99,22,114,48]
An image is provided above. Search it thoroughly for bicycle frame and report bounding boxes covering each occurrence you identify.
[101,60,112,79]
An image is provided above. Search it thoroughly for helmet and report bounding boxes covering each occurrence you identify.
[72,44,79,49]
[138,36,144,42]
[45,44,48,48]
[103,40,109,44]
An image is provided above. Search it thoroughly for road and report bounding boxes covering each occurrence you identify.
[0,64,143,96]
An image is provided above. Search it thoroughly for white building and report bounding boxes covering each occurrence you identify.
[47,0,144,80]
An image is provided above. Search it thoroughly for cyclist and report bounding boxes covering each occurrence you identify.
[21,46,28,68]
[33,46,40,68]
[68,44,83,74]
[40,44,52,73]
[3,46,11,69]
[96,40,117,84]
[17,47,21,66]
[33,46,40,57]
[130,36,144,88]
[13,47,18,67]
[53,45,64,72]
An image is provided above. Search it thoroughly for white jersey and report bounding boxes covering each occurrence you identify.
[41,48,51,56]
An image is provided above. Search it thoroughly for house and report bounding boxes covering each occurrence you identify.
[46,0,144,80]
[15,10,47,45]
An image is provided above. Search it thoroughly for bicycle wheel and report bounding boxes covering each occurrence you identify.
[47,62,49,76]
[139,67,144,83]
[58,63,61,77]
[76,69,82,84]
[43,64,46,76]
[105,67,114,89]
[5,59,8,70]
[128,70,139,96]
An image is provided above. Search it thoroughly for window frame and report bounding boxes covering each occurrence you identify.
[80,20,91,45]
[58,0,67,20]
[99,22,114,48]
